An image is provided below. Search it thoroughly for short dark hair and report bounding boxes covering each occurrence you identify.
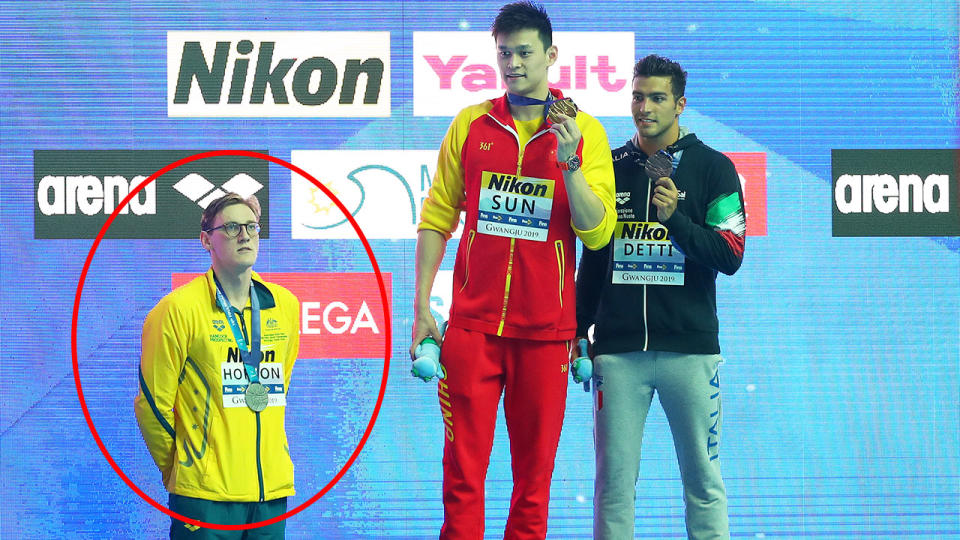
[633,54,687,100]
[201,192,261,232]
[491,1,552,50]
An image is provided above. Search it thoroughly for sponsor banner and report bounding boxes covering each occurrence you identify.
[168,31,390,117]
[832,149,959,237]
[612,221,685,285]
[413,31,633,117]
[34,150,269,239]
[726,152,768,237]
[290,150,463,240]
[173,272,390,359]
[477,171,554,242]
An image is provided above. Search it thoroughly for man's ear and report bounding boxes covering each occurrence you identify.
[546,44,558,68]
[200,231,212,251]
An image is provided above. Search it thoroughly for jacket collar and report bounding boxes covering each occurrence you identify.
[204,268,276,310]
[627,127,697,160]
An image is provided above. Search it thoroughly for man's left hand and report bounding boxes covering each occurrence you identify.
[548,113,581,166]
[652,176,679,221]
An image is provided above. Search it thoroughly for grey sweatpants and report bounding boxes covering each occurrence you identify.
[593,350,729,540]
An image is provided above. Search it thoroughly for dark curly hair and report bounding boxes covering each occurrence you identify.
[633,54,687,100]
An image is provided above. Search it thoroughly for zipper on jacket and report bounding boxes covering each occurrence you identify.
[554,239,564,308]
[497,237,516,336]
[256,411,264,502]
[642,176,652,351]
[485,112,550,336]
[458,229,477,293]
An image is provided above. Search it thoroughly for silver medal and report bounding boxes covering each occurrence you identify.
[244,382,269,412]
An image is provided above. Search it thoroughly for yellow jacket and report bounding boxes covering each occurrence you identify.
[135,269,300,502]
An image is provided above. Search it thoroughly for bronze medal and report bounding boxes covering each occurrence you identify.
[644,150,674,181]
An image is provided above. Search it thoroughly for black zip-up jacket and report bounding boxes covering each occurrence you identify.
[576,132,746,355]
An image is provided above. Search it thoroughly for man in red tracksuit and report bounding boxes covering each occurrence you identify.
[410,2,616,538]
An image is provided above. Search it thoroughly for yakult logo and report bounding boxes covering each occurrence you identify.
[168,31,391,117]
[413,32,634,117]
[832,149,959,237]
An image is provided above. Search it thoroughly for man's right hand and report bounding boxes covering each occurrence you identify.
[410,307,443,360]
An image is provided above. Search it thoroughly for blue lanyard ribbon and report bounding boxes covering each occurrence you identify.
[670,149,684,175]
[506,92,556,119]
[213,276,261,384]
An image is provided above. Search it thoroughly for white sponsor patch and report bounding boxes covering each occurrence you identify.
[612,221,685,286]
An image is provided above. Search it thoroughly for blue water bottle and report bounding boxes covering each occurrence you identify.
[571,338,592,392]
[411,321,447,382]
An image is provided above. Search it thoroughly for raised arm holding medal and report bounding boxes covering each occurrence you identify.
[135,193,301,539]
[411,2,616,538]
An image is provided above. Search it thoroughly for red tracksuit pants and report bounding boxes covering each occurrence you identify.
[437,325,569,540]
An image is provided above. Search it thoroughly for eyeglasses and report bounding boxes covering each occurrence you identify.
[204,222,261,238]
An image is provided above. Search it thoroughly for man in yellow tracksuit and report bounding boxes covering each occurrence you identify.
[135,193,300,539]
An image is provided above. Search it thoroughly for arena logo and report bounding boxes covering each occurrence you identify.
[832,149,959,237]
[412,31,634,117]
[834,174,949,214]
[174,173,263,209]
[34,150,269,239]
[289,149,464,240]
[168,31,391,117]
[173,272,390,359]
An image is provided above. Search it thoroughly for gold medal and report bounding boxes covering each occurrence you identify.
[546,97,578,123]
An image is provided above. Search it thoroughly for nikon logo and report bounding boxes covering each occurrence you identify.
[167,31,391,117]
[832,149,959,237]
[834,174,949,214]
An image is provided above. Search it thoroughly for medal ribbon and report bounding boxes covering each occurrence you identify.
[670,149,683,174]
[213,276,262,385]
[507,92,555,119]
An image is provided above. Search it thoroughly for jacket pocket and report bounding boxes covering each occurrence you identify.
[458,229,477,293]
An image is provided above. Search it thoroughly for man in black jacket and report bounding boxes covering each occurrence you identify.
[576,55,745,539]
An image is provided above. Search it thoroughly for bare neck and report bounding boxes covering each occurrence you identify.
[637,124,680,157]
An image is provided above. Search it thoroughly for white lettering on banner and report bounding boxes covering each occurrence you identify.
[168,31,391,117]
[301,300,380,335]
[835,173,950,214]
[290,150,464,240]
[37,175,155,216]
[413,32,634,117]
